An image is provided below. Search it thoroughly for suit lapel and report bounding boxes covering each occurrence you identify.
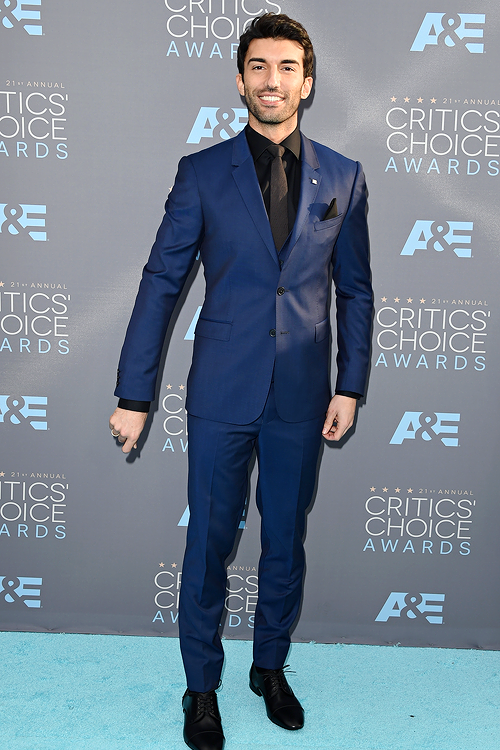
[286,134,321,261]
[231,130,321,267]
[231,131,278,265]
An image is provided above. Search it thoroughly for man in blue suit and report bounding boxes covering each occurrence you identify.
[110,13,372,750]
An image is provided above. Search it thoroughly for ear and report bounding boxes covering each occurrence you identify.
[236,73,245,97]
[301,76,313,100]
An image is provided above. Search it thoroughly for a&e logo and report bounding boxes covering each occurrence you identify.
[0,576,42,607]
[178,497,248,528]
[376,592,445,624]
[0,395,48,429]
[390,412,460,446]
[411,13,485,53]
[0,203,47,241]
[401,220,473,258]
[0,0,42,35]
[187,107,248,144]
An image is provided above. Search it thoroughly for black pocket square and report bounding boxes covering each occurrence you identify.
[322,198,338,221]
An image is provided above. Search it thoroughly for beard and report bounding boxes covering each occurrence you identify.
[243,87,301,126]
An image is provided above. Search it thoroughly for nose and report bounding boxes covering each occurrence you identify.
[266,66,280,90]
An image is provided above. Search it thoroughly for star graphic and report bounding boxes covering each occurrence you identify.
[0,281,4,287]
[382,487,388,493]
[404,97,410,103]
[407,297,413,303]
[381,296,387,302]
[420,298,425,304]
[166,384,172,390]
[395,487,401,493]
[407,488,413,493]
[417,97,423,103]
[394,297,400,303]
[430,98,436,104]
[370,486,376,492]
[390,96,397,102]
[159,562,165,567]
[0,471,4,477]
[172,563,178,568]
[179,384,185,390]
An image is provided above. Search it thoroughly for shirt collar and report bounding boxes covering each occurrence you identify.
[245,124,301,162]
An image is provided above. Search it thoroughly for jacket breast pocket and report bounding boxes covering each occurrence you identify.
[314,214,344,232]
[315,317,331,343]
[194,317,232,341]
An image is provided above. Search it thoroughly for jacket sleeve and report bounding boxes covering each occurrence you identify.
[331,161,373,397]
[115,155,204,402]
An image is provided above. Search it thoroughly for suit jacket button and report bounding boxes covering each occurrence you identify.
[277,286,285,296]
[269,329,276,337]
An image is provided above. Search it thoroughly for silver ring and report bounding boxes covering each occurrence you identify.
[111,429,120,437]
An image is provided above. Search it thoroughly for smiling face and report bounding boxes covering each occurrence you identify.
[236,37,313,141]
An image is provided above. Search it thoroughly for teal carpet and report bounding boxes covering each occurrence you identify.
[1,632,498,749]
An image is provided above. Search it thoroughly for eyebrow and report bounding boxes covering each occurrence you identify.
[247,57,300,66]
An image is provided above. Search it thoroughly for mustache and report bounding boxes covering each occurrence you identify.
[256,89,285,96]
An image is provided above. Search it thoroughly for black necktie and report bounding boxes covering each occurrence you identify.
[267,144,288,251]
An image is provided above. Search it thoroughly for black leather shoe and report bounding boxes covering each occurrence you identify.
[249,663,304,730]
[182,689,225,750]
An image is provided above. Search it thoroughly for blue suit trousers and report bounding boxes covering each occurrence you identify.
[178,383,324,692]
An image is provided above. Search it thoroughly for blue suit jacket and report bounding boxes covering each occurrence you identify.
[115,130,373,424]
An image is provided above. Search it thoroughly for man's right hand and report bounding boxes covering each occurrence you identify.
[109,407,148,453]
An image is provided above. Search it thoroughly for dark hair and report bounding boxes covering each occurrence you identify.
[237,13,314,79]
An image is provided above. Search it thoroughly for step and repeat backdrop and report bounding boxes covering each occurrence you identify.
[1,1,499,649]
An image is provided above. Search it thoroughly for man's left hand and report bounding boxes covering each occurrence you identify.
[322,394,357,442]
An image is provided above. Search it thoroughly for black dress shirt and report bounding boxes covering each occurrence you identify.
[118,125,359,412]
[245,123,301,236]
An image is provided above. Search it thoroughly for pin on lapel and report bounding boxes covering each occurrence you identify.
[311,178,318,184]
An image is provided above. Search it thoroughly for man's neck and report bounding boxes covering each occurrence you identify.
[247,113,299,144]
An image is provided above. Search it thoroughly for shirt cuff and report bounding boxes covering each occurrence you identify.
[118,398,150,413]
[335,390,362,400]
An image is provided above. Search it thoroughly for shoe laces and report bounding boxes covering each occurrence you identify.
[261,665,294,696]
[195,690,218,719]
